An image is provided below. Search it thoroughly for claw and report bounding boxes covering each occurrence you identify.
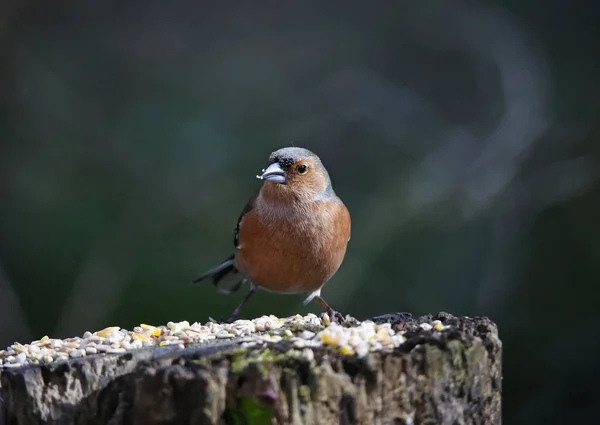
[330,310,345,324]
[321,310,359,327]
[320,309,345,326]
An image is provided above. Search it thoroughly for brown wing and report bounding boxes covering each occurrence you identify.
[234,189,259,248]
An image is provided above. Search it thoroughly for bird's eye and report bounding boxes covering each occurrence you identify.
[297,164,308,174]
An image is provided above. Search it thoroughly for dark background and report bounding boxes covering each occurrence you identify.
[1,1,599,423]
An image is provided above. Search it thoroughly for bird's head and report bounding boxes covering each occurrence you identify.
[257,147,335,202]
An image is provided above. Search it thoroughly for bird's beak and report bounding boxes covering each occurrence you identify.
[258,162,286,183]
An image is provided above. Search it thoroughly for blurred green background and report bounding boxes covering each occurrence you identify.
[1,1,599,423]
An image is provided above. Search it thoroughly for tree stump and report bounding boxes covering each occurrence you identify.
[0,312,501,425]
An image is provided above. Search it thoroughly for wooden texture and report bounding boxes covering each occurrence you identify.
[0,313,502,425]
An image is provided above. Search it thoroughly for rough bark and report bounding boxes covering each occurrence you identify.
[0,312,501,425]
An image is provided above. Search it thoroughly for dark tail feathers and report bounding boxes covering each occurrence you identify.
[192,255,246,294]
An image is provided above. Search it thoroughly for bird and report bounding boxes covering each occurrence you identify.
[193,146,351,323]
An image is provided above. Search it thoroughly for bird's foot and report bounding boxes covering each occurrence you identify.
[320,309,359,327]
[329,310,345,324]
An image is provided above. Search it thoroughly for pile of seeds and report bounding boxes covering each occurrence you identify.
[0,314,448,368]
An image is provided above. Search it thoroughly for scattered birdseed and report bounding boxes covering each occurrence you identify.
[432,320,446,332]
[339,345,355,355]
[299,330,316,340]
[0,314,449,367]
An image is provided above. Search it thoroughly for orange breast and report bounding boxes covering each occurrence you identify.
[235,201,351,294]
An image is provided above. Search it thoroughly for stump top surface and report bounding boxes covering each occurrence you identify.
[0,311,499,374]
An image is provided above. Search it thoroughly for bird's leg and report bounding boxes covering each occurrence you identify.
[314,295,345,324]
[224,286,256,323]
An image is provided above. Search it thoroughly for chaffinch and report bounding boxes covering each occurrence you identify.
[193,147,351,322]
